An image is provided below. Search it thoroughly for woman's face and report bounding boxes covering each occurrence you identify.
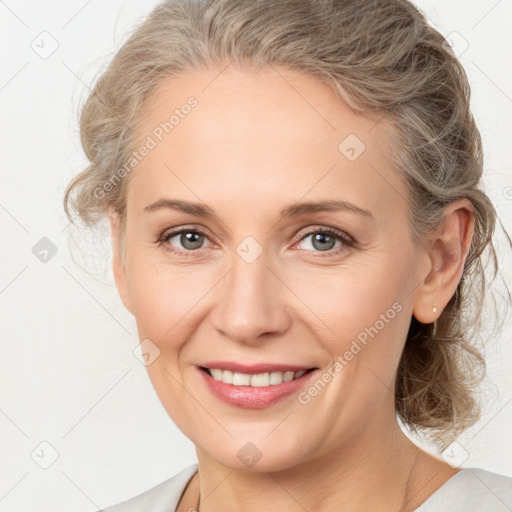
[113,65,430,471]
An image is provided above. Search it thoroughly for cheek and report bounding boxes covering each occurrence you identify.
[289,258,409,341]
[126,260,216,349]
[126,266,205,417]
[289,256,413,410]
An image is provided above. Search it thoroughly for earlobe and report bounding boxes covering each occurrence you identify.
[108,209,134,315]
[412,199,474,324]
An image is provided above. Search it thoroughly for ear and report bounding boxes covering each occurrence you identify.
[108,208,134,315]
[412,198,475,324]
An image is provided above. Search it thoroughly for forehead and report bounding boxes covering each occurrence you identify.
[137,65,384,154]
[129,65,409,223]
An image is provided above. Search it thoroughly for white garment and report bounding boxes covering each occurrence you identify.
[96,463,512,512]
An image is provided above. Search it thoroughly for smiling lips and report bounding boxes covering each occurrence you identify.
[198,362,318,409]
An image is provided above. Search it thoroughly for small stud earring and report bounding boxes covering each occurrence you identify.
[433,304,437,313]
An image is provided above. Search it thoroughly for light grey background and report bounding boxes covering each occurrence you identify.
[0,1,511,510]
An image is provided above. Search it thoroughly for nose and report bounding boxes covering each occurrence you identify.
[211,251,292,345]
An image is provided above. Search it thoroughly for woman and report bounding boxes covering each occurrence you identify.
[64,0,512,510]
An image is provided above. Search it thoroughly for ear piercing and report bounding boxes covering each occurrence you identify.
[433,304,437,313]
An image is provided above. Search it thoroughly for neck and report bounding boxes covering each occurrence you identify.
[188,414,455,512]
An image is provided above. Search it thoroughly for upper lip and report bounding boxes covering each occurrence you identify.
[199,361,317,373]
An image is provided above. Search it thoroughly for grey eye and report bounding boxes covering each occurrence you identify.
[169,231,205,250]
[310,233,337,251]
[299,231,343,252]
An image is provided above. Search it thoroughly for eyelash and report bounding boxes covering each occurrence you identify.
[157,226,354,258]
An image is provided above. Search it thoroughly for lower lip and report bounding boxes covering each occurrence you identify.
[198,367,318,409]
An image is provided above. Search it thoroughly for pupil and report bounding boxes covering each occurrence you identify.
[182,232,203,250]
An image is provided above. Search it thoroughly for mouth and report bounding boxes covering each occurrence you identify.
[197,364,319,409]
[199,366,317,387]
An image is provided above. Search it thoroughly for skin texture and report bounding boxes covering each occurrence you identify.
[109,65,474,511]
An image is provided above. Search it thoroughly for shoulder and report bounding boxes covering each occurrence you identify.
[92,463,198,512]
[415,467,512,512]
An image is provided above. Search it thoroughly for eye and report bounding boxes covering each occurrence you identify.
[293,227,353,256]
[158,227,212,256]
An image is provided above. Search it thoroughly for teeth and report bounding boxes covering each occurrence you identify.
[207,368,309,386]
[250,372,270,387]
[233,372,251,385]
[210,368,223,381]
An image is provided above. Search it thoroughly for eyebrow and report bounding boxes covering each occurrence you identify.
[144,198,373,220]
